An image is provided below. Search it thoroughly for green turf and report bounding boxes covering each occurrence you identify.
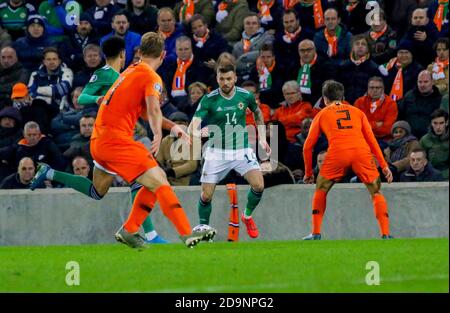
[0,239,447,292]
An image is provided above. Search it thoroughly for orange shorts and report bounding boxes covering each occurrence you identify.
[90,138,158,183]
[319,149,379,183]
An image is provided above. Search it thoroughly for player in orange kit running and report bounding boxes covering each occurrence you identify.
[302,80,394,240]
[91,32,216,248]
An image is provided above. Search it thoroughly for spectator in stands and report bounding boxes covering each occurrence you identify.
[384,0,417,38]
[214,0,250,44]
[73,44,103,88]
[273,80,313,144]
[274,9,314,76]
[428,37,449,95]
[427,0,449,37]
[313,7,352,66]
[400,148,445,181]
[126,0,158,35]
[0,121,66,176]
[341,0,371,35]
[0,25,12,48]
[384,120,421,175]
[59,12,99,73]
[161,36,213,107]
[28,47,73,115]
[100,11,140,68]
[365,9,398,65]
[189,14,230,69]
[157,7,185,70]
[233,13,274,82]
[38,0,81,43]
[420,109,449,179]
[0,0,36,40]
[156,111,198,186]
[0,106,22,149]
[51,87,92,151]
[354,77,398,143]
[0,156,44,189]
[13,15,54,72]
[399,70,443,139]
[63,113,94,163]
[179,81,208,120]
[296,39,335,105]
[0,46,29,108]
[85,0,120,37]
[174,0,214,26]
[71,155,91,178]
[250,43,285,108]
[292,0,328,32]
[337,34,381,104]
[11,82,52,135]
[399,8,439,67]
[380,43,424,102]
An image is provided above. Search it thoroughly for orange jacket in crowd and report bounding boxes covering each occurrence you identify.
[272,100,313,143]
[354,94,398,141]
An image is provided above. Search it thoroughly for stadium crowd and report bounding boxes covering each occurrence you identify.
[0,0,448,190]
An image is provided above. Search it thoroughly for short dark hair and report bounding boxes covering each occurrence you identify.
[322,80,345,102]
[42,46,59,59]
[217,63,236,74]
[241,80,259,92]
[244,12,259,21]
[260,42,274,54]
[434,37,449,51]
[101,36,126,59]
[351,34,370,48]
[410,148,427,158]
[112,10,129,22]
[81,113,96,120]
[283,9,298,19]
[431,108,449,121]
[318,150,328,156]
[190,13,207,26]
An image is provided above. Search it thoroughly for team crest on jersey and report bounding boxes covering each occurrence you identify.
[20,13,26,18]
[154,83,163,94]
[238,102,245,110]
[89,75,98,83]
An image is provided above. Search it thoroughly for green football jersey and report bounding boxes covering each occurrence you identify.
[0,2,33,31]
[194,87,258,150]
[78,65,119,107]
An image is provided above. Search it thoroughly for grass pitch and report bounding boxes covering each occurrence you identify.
[0,238,447,293]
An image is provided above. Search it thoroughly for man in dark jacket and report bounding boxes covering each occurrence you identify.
[419,109,449,179]
[126,0,158,35]
[399,8,440,67]
[0,105,22,149]
[400,148,445,181]
[0,121,66,173]
[0,46,29,108]
[160,36,213,107]
[72,43,103,88]
[59,12,99,73]
[274,9,314,76]
[338,34,381,104]
[398,70,443,139]
[341,0,371,35]
[189,14,231,67]
[365,9,398,65]
[0,156,45,189]
[313,7,352,66]
[296,39,336,105]
[13,15,54,72]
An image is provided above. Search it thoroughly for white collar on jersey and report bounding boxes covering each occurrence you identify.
[219,86,236,100]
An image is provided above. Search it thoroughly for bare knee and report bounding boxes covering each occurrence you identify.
[201,190,214,203]
[365,177,381,196]
[251,181,264,193]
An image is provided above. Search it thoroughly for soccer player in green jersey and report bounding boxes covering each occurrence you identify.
[30,36,171,244]
[189,62,272,239]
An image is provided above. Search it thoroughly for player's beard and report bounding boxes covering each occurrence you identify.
[221,85,234,96]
